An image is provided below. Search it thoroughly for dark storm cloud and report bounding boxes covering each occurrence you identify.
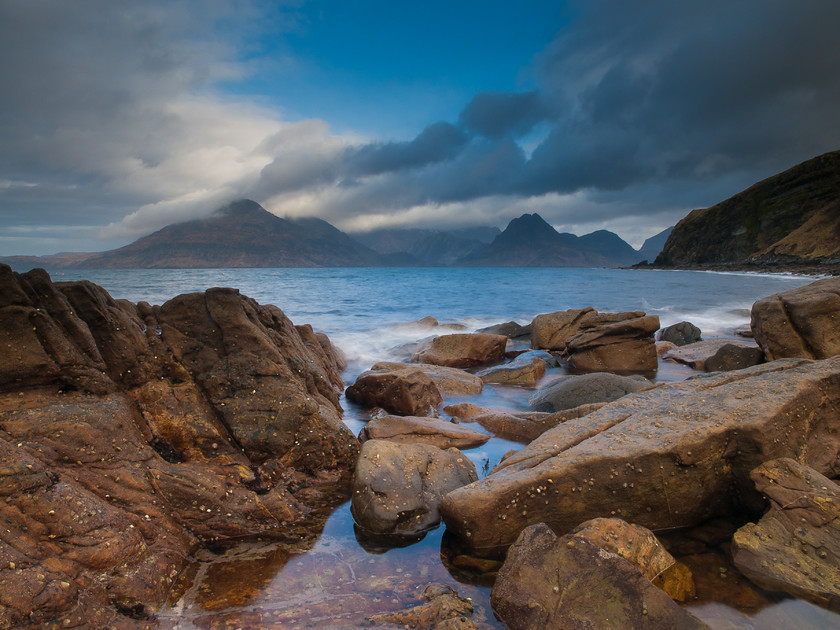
[458,91,548,139]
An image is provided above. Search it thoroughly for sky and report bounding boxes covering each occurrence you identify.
[2,0,839,256]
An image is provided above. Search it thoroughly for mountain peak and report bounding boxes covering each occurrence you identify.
[218,199,268,218]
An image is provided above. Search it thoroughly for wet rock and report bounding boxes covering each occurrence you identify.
[351,440,477,538]
[659,321,702,346]
[477,321,530,339]
[359,414,491,449]
[656,340,678,356]
[751,277,840,360]
[346,364,443,416]
[703,343,764,372]
[0,265,359,628]
[372,361,483,395]
[564,311,660,373]
[441,357,840,553]
[476,354,546,387]
[529,307,597,351]
[570,517,696,602]
[527,372,651,412]
[369,583,476,628]
[490,524,709,629]
[664,339,753,371]
[446,401,606,443]
[731,458,840,609]
[411,333,507,368]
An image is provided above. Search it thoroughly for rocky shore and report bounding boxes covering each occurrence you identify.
[2,264,840,628]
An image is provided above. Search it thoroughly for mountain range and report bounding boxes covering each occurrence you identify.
[1,203,650,269]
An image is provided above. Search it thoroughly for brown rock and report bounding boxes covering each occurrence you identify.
[751,277,840,360]
[490,524,709,629]
[476,354,546,387]
[529,307,596,351]
[0,265,359,628]
[372,361,483,395]
[441,357,840,553]
[351,440,477,538]
[564,312,660,373]
[359,415,491,449]
[411,333,507,368]
[664,339,756,371]
[346,365,443,416]
[369,583,475,628]
[570,517,696,602]
[731,458,840,609]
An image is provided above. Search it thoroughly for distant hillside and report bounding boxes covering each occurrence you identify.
[353,226,500,266]
[76,200,383,268]
[637,226,673,263]
[457,213,639,267]
[656,151,840,267]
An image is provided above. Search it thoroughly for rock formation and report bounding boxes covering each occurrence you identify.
[345,364,443,416]
[410,333,507,368]
[563,311,660,373]
[0,265,359,628]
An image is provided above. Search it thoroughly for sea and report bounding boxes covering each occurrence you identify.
[46,267,839,629]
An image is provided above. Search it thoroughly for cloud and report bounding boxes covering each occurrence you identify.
[458,91,548,139]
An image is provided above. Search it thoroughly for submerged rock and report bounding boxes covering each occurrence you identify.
[527,372,651,412]
[441,357,840,553]
[351,440,477,539]
[359,414,491,449]
[0,265,358,628]
[369,583,476,628]
[751,277,840,360]
[731,458,840,610]
[411,333,507,368]
[490,524,709,629]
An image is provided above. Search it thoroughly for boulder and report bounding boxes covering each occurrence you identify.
[751,277,840,360]
[351,440,477,538]
[659,321,702,346]
[570,517,696,602]
[346,365,443,416]
[527,372,651,412]
[563,312,660,373]
[656,340,678,357]
[703,343,764,372]
[476,354,546,387]
[371,361,483,395]
[441,357,840,553]
[529,307,596,351]
[411,333,507,368]
[664,339,753,371]
[359,414,491,449]
[0,265,359,628]
[490,524,709,630]
[445,402,606,443]
[731,458,840,609]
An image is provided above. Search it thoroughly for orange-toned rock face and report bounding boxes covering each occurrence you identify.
[410,333,507,368]
[0,264,359,628]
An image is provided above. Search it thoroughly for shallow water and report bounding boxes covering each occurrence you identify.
[44,267,839,628]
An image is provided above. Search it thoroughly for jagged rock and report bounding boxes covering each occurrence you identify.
[529,308,596,351]
[346,364,443,416]
[751,277,840,360]
[703,343,764,372]
[441,358,840,553]
[445,402,606,443]
[664,339,753,371]
[731,458,840,609]
[564,312,660,373]
[368,583,476,628]
[527,372,651,412]
[490,524,709,629]
[351,440,477,538]
[0,265,358,628]
[371,361,483,395]
[659,321,702,346]
[570,517,696,602]
[359,414,491,449]
[476,353,546,387]
[411,333,507,368]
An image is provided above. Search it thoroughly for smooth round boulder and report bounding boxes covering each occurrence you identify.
[659,321,702,346]
[346,365,443,416]
[527,372,651,412]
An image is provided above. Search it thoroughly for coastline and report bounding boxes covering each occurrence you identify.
[631,261,840,277]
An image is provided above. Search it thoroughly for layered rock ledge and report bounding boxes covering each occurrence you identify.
[0,265,359,628]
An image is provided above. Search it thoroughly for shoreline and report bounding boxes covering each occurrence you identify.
[631,262,840,277]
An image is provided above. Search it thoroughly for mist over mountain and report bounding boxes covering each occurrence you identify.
[353,226,500,265]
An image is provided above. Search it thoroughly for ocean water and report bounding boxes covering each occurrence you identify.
[46,266,840,629]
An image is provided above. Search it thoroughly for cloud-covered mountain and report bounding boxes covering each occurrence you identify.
[352,226,500,266]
